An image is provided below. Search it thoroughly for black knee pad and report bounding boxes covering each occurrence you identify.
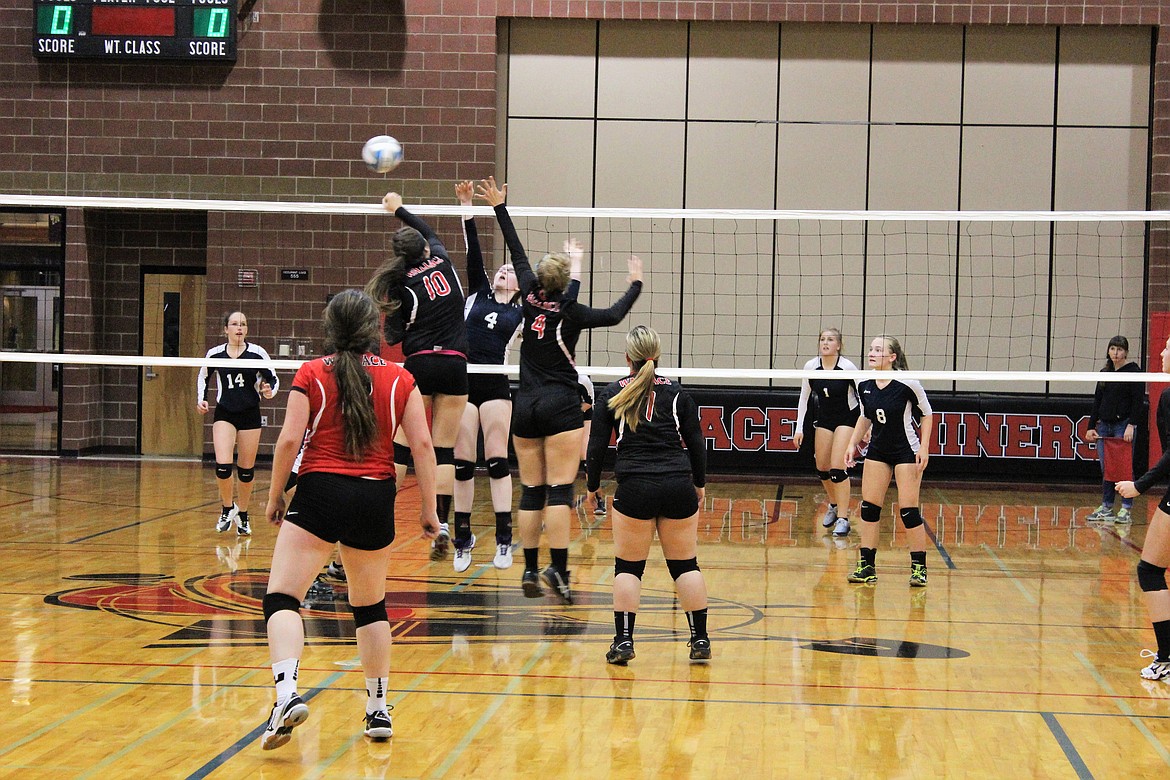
[899,506,923,529]
[236,465,255,483]
[829,469,849,483]
[614,557,647,579]
[454,459,475,482]
[816,469,831,481]
[666,557,700,580]
[263,592,301,622]
[546,483,573,507]
[519,484,547,511]
[394,442,412,466]
[860,501,882,523]
[215,462,233,480]
[351,600,389,628]
[1138,560,1169,592]
[486,457,510,480]
[434,446,454,467]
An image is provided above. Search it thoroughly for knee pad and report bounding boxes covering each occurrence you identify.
[215,462,233,480]
[899,506,923,529]
[351,600,389,628]
[263,592,301,622]
[486,456,510,480]
[519,484,547,511]
[454,459,475,482]
[816,469,831,482]
[434,446,454,467]
[829,469,849,484]
[614,557,647,580]
[860,501,882,523]
[393,442,412,466]
[1137,560,1168,592]
[236,465,255,483]
[546,483,573,507]
[666,557,700,580]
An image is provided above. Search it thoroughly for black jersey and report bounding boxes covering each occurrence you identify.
[196,343,279,413]
[1134,387,1170,493]
[493,202,641,395]
[795,356,860,430]
[388,207,468,360]
[585,373,706,491]
[857,376,932,455]
[461,216,522,365]
[1088,361,1145,427]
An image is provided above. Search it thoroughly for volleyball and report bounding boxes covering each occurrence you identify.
[362,136,403,173]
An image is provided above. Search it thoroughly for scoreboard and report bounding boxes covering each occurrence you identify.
[33,0,237,62]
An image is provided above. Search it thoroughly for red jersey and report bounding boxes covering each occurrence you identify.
[292,353,416,480]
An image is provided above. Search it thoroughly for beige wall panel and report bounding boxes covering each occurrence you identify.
[961,126,1053,210]
[686,122,777,209]
[778,23,871,123]
[595,121,685,208]
[1054,127,1148,210]
[688,23,778,121]
[777,123,868,210]
[871,25,963,124]
[507,19,597,119]
[505,119,595,208]
[869,126,960,210]
[963,26,1056,125]
[1058,26,1152,127]
[597,21,687,120]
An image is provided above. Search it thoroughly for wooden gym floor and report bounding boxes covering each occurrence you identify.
[0,456,1167,778]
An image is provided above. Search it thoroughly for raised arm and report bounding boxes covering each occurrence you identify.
[383,191,449,260]
[563,255,643,328]
[457,180,489,295]
[476,177,534,287]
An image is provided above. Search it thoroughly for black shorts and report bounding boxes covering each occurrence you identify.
[612,474,700,520]
[1159,488,1170,516]
[284,471,397,550]
[511,388,582,439]
[213,405,262,431]
[864,444,918,467]
[815,407,860,432]
[404,353,468,397]
[468,373,511,407]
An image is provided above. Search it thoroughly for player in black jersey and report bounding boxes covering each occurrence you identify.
[1115,334,1170,683]
[844,335,933,587]
[452,180,523,573]
[367,191,469,564]
[793,328,860,538]
[477,176,642,604]
[584,325,710,665]
[196,310,278,536]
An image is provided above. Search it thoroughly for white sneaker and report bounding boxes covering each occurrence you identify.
[493,543,514,569]
[216,503,238,533]
[821,505,838,528]
[833,517,851,537]
[1140,649,1170,680]
[261,694,309,751]
[453,534,476,573]
[1086,504,1114,522]
[430,522,450,561]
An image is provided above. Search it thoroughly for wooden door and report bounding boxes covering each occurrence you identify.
[141,273,205,456]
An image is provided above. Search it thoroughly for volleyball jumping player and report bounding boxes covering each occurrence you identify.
[196,310,277,537]
[478,176,642,604]
[844,335,934,586]
[259,289,438,750]
[366,192,468,563]
[452,180,523,572]
[793,328,860,537]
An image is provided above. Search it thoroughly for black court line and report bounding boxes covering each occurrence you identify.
[1042,712,1094,779]
[68,501,221,543]
[924,519,957,569]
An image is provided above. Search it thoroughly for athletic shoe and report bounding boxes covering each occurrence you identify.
[1140,649,1170,680]
[453,534,476,573]
[606,638,635,665]
[688,637,712,662]
[521,569,544,598]
[324,561,346,582]
[909,562,928,588]
[216,504,238,533]
[833,517,851,537]
[594,491,608,516]
[541,565,573,605]
[1086,504,1114,522]
[1115,508,1133,524]
[493,543,514,569]
[847,561,877,584]
[236,513,251,537]
[363,709,393,740]
[430,522,450,561]
[821,504,838,528]
[261,694,309,750]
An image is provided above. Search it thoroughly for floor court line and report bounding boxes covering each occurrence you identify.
[1074,651,1170,769]
[979,543,1038,605]
[68,501,222,544]
[1040,711,1095,780]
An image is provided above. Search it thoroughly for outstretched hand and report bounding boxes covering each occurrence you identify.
[627,255,643,285]
[455,180,474,206]
[565,238,584,278]
[475,176,507,207]
[382,192,403,213]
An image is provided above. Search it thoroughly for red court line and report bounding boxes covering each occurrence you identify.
[0,497,34,510]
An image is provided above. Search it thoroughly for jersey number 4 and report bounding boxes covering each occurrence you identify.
[531,314,546,338]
